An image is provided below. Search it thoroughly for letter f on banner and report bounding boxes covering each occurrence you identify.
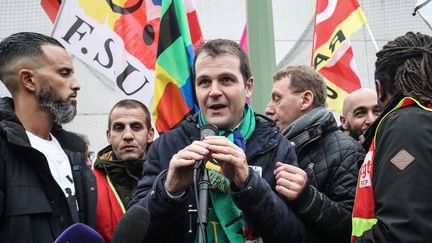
[312,0,367,112]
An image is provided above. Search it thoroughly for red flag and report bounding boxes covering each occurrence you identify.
[40,0,61,23]
[312,0,367,112]
[240,24,248,54]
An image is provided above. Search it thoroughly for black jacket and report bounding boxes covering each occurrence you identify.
[0,97,97,243]
[129,114,305,242]
[356,95,432,242]
[282,107,364,243]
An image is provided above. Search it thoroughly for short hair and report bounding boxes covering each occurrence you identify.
[375,32,432,103]
[0,32,64,93]
[108,99,152,130]
[192,39,252,85]
[273,65,327,107]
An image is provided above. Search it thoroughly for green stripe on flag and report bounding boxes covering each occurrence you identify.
[157,38,190,87]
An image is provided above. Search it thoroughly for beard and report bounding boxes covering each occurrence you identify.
[38,83,77,124]
[347,123,362,141]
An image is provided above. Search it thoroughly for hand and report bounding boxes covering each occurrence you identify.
[164,141,209,195]
[274,162,308,200]
[204,136,249,189]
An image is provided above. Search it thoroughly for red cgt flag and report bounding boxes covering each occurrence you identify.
[312,0,367,112]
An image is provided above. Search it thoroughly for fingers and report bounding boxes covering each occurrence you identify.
[204,136,246,165]
[274,162,304,175]
[274,162,308,200]
[276,184,302,200]
[174,141,209,161]
[202,136,249,187]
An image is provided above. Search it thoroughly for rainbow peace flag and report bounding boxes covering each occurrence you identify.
[153,0,203,133]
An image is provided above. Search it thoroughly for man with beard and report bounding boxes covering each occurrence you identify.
[340,88,380,142]
[93,99,154,242]
[0,32,96,243]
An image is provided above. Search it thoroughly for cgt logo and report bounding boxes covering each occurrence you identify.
[359,150,373,188]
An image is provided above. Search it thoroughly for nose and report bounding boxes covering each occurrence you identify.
[209,82,222,97]
[123,127,134,141]
[265,101,275,116]
[71,76,80,91]
[364,111,375,125]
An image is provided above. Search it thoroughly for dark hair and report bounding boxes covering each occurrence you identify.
[273,65,327,107]
[0,32,64,92]
[375,32,432,103]
[192,39,252,85]
[108,99,152,130]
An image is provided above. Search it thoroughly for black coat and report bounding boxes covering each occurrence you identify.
[129,114,305,242]
[356,95,432,242]
[283,107,364,243]
[0,97,97,243]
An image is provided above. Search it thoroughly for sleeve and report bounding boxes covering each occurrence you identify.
[232,139,305,243]
[128,138,191,242]
[290,136,364,242]
[356,109,432,242]
[0,157,4,219]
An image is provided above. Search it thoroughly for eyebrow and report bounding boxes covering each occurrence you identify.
[352,106,367,113]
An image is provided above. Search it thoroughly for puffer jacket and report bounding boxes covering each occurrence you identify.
[282,107,364,243]
[0,97,97,243]
[129,113,305,243]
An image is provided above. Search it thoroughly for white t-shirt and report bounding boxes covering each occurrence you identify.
[26,131,76,199]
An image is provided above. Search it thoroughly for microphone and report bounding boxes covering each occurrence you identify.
[200,123,219,141]
[195,124,219,168]
[54,223,103,243]
[111,205,151,243]
[196,123,218,243]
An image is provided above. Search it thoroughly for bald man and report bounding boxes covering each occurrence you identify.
[340,88,380,141]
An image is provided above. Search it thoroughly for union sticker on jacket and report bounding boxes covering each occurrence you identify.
[359,150,373,188]
[250,166,262,177]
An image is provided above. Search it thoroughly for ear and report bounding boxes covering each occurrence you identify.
[245,77,254,98]
[375,79,387,105]
[18,69,36,92]
[300,90,314,111]
[147,127,155,144]
[340,115,348,130]
[106,129,112,144]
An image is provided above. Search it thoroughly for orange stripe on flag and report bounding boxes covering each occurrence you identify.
[155,83,191,132]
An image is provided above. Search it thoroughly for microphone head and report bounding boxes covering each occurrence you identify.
[112,205,151,243]
[54,223,103,243]
[200,123,219,140]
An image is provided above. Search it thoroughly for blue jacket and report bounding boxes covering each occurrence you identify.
[129,114,304,242]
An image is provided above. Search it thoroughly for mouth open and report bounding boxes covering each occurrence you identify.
[209,104,227,111]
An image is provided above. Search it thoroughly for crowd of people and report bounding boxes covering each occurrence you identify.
[0,30,431,243]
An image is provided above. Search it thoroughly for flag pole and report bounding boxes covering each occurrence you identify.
[365,23,379,52]
[246,0,276,114]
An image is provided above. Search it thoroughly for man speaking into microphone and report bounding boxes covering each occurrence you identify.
[129,39,304,242]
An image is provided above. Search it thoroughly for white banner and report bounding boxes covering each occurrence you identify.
[52,0,157,107]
